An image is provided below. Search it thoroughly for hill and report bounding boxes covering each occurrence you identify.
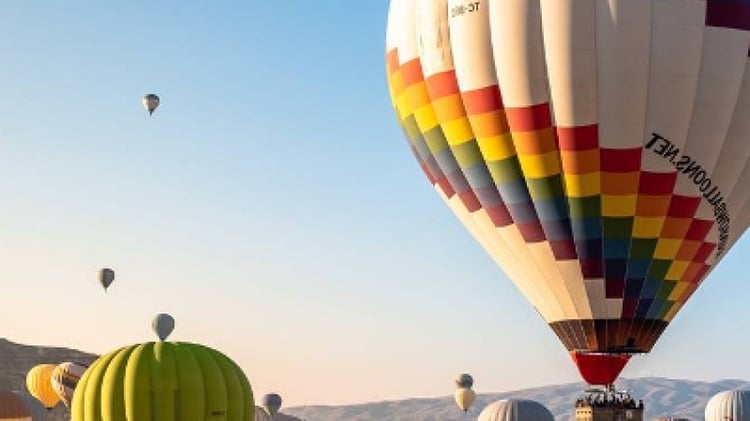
[285,378,750,421]
[0,337,98,420]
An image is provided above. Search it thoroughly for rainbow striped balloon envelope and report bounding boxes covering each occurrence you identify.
[385,0,750,385]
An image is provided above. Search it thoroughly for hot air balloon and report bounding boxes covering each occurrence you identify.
[454,373,476,413]
[385,0,750,386]
[263,393,282,418]
[71,341,254,421]
[455,373,474,389]
[142,94,160,115]
[455,388,476,412]
[50,362,88,408]
[11,392,47,421]
[254,409,301,421]
[478,399,554,421]
[152,313,175,341]
[25,365,60,410]
[99,268,114,292]
[705,390,750,421]
[0,390,32,421]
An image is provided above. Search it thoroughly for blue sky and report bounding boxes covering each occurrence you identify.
[1,1,750,408]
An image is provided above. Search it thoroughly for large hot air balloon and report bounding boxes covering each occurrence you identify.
[263,393,282,418]
[71,341,254,421]
[99,268,114,292]
[50,362,88,408]
[0,390,31,421]
[142,94,160,115]
[25,365,60,410]
[152,313,175,341]
[385,0,750,386]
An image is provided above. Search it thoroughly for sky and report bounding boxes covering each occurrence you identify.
[1,1,750,408]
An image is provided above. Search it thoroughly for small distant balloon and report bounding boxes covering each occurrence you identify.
[454,373,476,412]
[152,313,175,341]
[263,393,282,417]
[455,373,474,389]
[99,268,115,292]
[142,94,160,115]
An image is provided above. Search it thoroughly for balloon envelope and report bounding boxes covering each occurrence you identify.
[0,390,31,421]
[454,388,476,412]
[254,407,301,421]
[50,362,88,407]
[263,393,282,417]
[478,399,554,421]
[11,393,46,421]
[455,373,474,388]
[142,94,160,115]
[705,390,750,421]
[385,0,750,385]
[99,268,114,291]
[71,342,254,421]
[25,364,59,409]
[151,313,175,341]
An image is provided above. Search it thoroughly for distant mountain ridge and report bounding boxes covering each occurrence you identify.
[0,337,98,420]
[0,338,746,420]
[286,378,750,421]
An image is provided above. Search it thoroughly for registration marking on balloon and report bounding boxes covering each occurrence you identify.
[450,1,480,18]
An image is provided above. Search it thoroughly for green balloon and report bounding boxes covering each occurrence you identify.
[71,342,254,421]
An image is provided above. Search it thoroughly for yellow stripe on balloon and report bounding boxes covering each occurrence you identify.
[477,133,516,161]
[632,216,665,238]
[563,173,600,197]
[516,151,561,178]
[653,239,681,260]
[601,195,637,217]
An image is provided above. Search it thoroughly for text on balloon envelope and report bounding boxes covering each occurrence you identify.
[645,132,729,257]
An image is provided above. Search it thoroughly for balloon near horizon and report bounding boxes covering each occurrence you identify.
[454,373,476,413]
[262,393,282,418]
[50,362,88,408]
[70,341,254,421]
[0,390,33,420]
[385,0,750,386]
[704,390,750,421]
[478,398,554,421]
[25,364,60,410]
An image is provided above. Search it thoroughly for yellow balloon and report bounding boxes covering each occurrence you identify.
[454,388,476,412]
[25,364,60,409]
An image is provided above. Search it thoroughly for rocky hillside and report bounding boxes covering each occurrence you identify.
[285,378,750,421]
[0,338,98,420]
